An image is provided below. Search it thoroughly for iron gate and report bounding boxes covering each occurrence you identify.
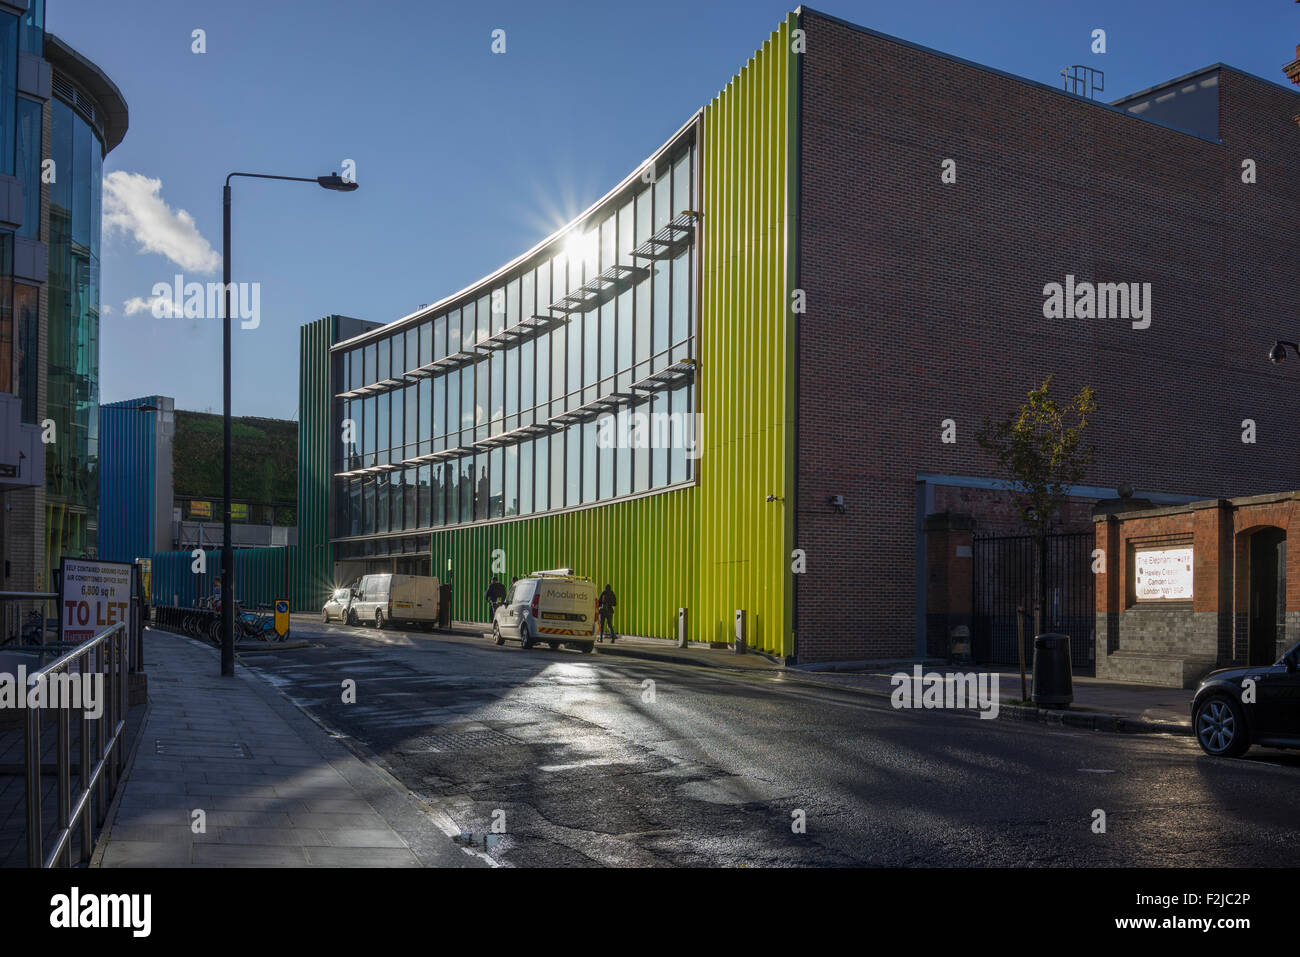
[971,531,1096,674]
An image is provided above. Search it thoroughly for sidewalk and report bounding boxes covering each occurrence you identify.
[96,627,483,867]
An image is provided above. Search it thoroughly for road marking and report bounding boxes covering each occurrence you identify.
[1077,768,1116,773]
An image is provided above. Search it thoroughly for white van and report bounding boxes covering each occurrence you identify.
[492,569,597,653]
[349,573,440,630]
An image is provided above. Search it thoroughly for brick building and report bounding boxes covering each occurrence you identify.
[291,7,1300,666]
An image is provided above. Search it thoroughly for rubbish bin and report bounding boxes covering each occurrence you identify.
[437,584,454,630]
[1031,633,1073,708]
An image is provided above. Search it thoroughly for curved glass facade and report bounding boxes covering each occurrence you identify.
[47,95,104,560]
[333,140,697,552]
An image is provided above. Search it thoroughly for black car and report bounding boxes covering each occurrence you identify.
[1192,644,1300,757]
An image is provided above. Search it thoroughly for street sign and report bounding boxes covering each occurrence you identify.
[274,599,290,637]
[60,558,133,644]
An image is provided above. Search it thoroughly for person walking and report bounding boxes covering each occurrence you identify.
[597,584,617,643]
[484,575,506,621]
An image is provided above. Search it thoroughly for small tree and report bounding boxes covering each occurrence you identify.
[977,376,1096,697]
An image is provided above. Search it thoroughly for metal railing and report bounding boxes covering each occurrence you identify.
[24,620,132,867]
[0,590,60,649]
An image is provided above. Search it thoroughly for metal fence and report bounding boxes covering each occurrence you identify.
[23,622,133,867]
[971,531,1096,674]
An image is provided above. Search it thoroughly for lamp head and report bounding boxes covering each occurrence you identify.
[317,173,358,192]
[1270,341,1287,364]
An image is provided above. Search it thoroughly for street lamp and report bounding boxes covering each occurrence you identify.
[1270,340,1299,364]
[220,170,357,676]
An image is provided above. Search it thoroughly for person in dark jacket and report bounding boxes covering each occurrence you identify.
[484,575,507,619]
[597,584,617,643]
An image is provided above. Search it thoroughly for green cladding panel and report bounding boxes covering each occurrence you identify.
[428,12,798,656]
[291,315,339,611]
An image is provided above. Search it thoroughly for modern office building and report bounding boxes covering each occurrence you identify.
[98,398,308,564]
[0,0,127,591]
[294,8,1300,664]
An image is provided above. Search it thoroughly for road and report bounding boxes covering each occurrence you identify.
[239,619,1300,867]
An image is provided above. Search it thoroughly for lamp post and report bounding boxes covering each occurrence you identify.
[220,171,358,676]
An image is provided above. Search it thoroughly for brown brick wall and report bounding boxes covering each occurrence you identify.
[795,12,1300,662]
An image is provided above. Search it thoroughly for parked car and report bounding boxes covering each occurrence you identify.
[349,573,440,630]
[493,569,597,653]
[321,587,353,623]
[1192,642,1300,757]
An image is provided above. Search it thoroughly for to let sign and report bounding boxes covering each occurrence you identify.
[60,559,133,643]
[1134,547,1194,601]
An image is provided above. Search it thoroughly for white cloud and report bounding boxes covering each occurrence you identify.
[103,171,221,274]
[123,294,177,318]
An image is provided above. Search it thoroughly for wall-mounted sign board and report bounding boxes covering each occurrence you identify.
[1134,547,1194,601]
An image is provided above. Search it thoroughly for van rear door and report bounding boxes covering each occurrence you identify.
[536,579,597,639]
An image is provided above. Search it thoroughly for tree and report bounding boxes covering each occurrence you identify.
[977,376,1097,697]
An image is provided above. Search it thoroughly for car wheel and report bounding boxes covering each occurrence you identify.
[322,609,330,623]
[375,609,386,630]
[1195,695,1250,757]
[579,641,594,654]
[347,609,357,626]
[493,623,505,646]
[520,627,534,650]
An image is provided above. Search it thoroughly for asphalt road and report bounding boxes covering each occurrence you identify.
[240,619,1300,867]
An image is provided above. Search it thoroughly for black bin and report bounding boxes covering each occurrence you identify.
[437,584,454,630]
[1031,632,1073,708]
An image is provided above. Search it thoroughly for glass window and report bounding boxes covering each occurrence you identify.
[673,151,692,216]
[518,441,532,515]
[448,308,461,354]
[598,417,613,501]
[364,343,377,385]
[19,0,41,56]
[504,445,517,516]
[521,269,534,321]
[489,447,503,518]
[461,361,474,435]
[652,261,670,364]
[489,350,503,428]
[377,337,389,381]
[0,14,17,177]
[390,389,404,461]
[349,349,361,390]
[616,409,631,498]
[672,249,691,358]
[506,278,519,328]
[444,369,458,448]
[459,456,473,523]
[418,465,431,527]
[405,382,416,460]
[16,98,39,238]
[618,199,634,265]
[429,316,441,362]
[474,454,489,520]
[635,187,652,244]
[15,281,35,421]
[582,420,597,503]
[536,260,551,314]
[376,393,389,465]
[653,168,670,232]
[505,345,518,427]
[535,434,549,512]
[520,339,533,427]
[430,464,443,526]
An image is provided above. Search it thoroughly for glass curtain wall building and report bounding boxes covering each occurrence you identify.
[305,13,798,656]
[332,140,697,553]
[0,1,127,593]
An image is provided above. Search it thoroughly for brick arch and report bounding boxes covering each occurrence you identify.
[1233,520,1290,664]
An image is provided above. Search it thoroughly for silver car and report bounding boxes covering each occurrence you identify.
[321,587,353,623]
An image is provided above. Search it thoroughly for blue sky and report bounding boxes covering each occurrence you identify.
[56,0,1296,419]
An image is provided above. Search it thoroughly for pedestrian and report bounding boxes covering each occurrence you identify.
[597,583,617,643]
[484,575,506,621]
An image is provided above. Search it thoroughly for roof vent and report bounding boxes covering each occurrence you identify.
[1060,64,1104,100]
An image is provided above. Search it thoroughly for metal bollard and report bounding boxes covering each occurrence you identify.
[677,608,688,649]
[734,609,747,654]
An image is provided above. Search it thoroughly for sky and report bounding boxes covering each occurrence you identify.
[53,0,1299,419]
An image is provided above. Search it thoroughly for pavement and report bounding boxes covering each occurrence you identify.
[93,626,486,867]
